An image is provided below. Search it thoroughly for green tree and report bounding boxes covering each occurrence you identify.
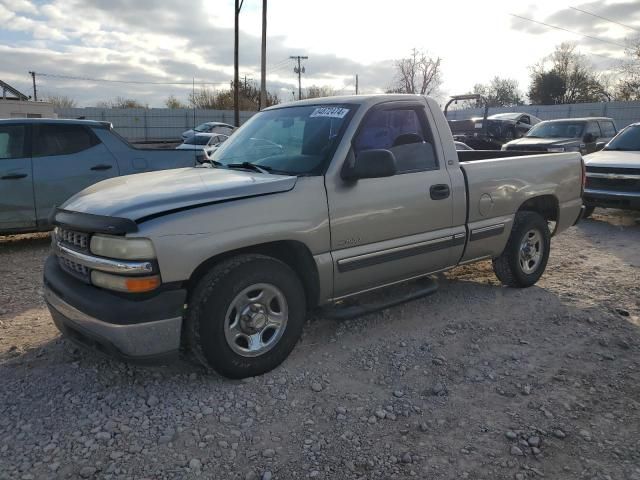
[528,43,606,104]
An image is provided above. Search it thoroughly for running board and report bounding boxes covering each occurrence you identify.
[321,277,438,320]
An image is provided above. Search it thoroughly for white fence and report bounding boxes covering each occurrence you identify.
[54,108,257,142]
[55,101,640,142]
[445,101,640,130]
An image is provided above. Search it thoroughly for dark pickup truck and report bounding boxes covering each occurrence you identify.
[448,112,541,150]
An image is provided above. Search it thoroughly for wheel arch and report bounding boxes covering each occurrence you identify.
[516,194,559,233]
[186,240,321,310]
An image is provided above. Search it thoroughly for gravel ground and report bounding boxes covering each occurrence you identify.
[0,209,639,480]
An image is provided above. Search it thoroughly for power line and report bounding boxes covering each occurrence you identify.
[569,6,640,34]
[35,72,230,86]
[509,13,629,49]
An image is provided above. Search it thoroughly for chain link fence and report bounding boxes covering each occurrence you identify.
[54,108,257,143]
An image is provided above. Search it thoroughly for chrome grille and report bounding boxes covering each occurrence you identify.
[56,228,89,251]
[58,256,90,281]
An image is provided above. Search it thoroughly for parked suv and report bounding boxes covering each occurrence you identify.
[502,117,617,155]
[0,119,196,234]
[583,122,640,216]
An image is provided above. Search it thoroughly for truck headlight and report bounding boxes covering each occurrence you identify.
[91,271,161,293]
[547,147,565,152]
[90,234,156,260]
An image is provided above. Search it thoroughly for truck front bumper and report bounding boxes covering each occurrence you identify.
[44,256,186,363]
[583,189,640,211]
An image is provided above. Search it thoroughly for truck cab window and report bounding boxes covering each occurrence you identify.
[584,122,601,140]
[354,108,437,173]
[33,124,100,157]
[599,121,616,138]
[0,125,26,159]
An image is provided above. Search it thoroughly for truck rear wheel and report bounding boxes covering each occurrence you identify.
[492,211,550,288]
[187,254,306,378]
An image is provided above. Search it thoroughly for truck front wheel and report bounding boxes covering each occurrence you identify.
[187,254,306,378]
[492,211,551,288]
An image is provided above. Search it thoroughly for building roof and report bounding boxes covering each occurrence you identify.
[0,80,29,101]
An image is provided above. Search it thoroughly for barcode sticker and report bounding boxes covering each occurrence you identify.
[310,107,350,119]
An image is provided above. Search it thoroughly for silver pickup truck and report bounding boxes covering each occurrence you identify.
[43,95,585,378]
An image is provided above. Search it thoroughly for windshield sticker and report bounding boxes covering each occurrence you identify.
[310,107,350,119]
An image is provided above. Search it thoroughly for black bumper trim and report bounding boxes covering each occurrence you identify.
[44,255,186,326]
[50,307,179,365]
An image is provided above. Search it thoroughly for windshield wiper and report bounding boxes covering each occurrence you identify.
[227,162,272,174]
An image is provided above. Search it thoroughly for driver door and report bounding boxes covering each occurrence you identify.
[326,102,463,298]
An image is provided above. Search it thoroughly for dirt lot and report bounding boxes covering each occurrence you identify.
[1,210,639,480]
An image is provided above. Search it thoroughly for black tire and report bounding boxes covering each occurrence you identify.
[492,211,551,288]
[583,206,595,219]
[186,254,306,379]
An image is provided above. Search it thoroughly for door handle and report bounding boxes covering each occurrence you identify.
[430,184,450,200]
[91,164,113,171]
[1,173,28,180]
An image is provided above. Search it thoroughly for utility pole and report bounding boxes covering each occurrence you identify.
[355,74,359,95]
[259,0,267,110]
[290,55,308,101]
[234,0,244,127]
[29,71,37,101]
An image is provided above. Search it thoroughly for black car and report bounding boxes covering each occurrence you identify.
[448,113,541,150]
[502,117,618,155]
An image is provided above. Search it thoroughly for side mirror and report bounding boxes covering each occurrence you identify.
[595,141,606,151]
[342,149,397,181]
[584,133,595,143]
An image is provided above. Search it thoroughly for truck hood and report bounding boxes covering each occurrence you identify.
[506,137,579,147]
[584,150,640,169]
[61,167,297,221]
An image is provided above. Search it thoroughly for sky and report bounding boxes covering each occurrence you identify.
[0,0,639,107]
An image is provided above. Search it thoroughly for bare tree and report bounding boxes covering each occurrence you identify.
[165,95,187,109]
[189,82,279,110]
[45,94,77,108]
[616,38,640,101]
[96,97,146,109]
[305,85,337,99]
[388,48,443,96]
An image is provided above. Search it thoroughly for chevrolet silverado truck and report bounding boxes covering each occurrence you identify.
[583,121,640,217]
[0,119,197,234]
[43,95,585,378]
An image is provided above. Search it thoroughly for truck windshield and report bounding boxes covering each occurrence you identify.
[526,122,584,138]
[211,104,355,175]
[604,125,640,151]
